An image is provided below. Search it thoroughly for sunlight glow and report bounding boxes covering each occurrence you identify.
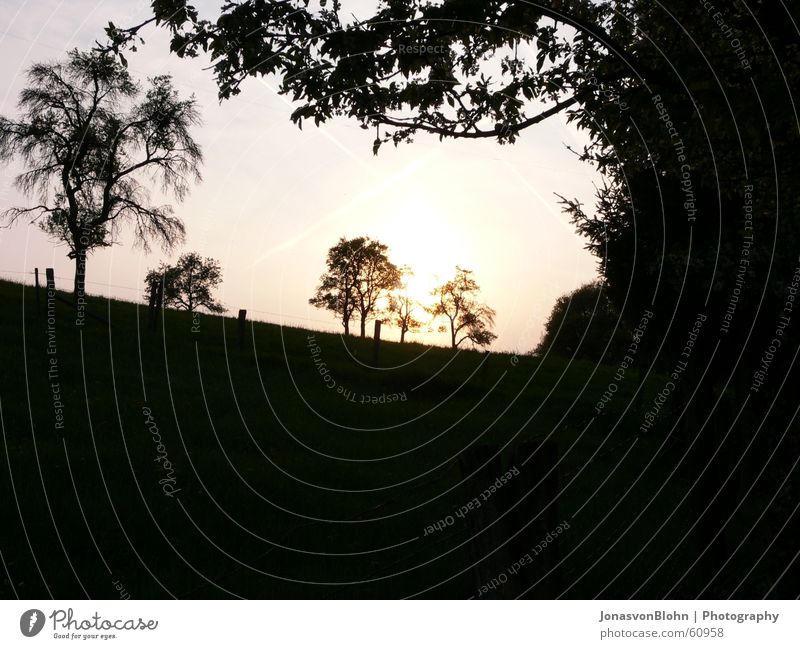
[375,191,475,309]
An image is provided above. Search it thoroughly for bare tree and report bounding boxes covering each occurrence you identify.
[387,267,424,343]
[430,267,497,349]
[0,49,202,298]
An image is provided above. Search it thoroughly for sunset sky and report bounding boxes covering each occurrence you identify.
[0,0,600,352]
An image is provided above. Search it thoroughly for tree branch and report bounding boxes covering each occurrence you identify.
[371,94,579,139]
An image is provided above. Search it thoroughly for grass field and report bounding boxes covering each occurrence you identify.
[0,277,740,598]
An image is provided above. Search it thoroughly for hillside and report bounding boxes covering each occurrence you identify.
[0,278,724,598]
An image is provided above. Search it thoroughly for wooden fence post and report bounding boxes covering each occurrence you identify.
[147,282,157,332]
[238,309,247,351]
[156,279,164,331]
[35,267,41,315]
[373,319,382,365]
[481,350,490,384]
[500,440,561,598]
[148,277,164,333]
[35,266,109,326]
[634,366,645,414]
[458,439,561,599]
[458,446,514,599]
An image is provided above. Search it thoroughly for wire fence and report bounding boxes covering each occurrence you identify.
[0,268,342,333]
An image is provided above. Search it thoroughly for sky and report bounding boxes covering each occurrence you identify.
[0,0,601,353]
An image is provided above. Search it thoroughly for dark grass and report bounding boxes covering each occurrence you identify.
[0,278,741,598]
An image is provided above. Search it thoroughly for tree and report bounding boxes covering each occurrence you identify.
[535,281,627,361]
[146,252,224,314]
[310,236,400,337]
[309,237,358,336]
[387,267,424,343]
[100,0,796,332]
[0,49,202,298]
[352,238,401,338]
[102,2,796,351]
[102,1,636,148]
[115,1,800,593]
[430,267,496,349]
[104,1,794,363]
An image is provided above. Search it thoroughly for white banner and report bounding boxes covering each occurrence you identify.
[1,600,796,648]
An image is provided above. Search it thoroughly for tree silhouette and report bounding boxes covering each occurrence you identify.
[102,1,634,149]
[0,49,202,298]
[110,1,800,592]
[387,267,424,343]
[535,281,628,361]
[310,236,400,337]
[430,267,496,349]
[146,253,224,314]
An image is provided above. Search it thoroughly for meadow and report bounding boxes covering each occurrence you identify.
[0,278,745,598]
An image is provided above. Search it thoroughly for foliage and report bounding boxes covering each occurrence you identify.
[103,1,641,150]
[534,281,628,361]
[310,236,400,337]
[0,48,202,294]
[430,266,496,348]
[103,2,799,352]
[103,0,800,592]
[146,252,225,314]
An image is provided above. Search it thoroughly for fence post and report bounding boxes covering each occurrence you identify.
[35,267,41,315]
[155,278,164,331]
[481,350,490,384]
[147,282,157,332]
[458,445,514,599]
[634,366,645,414]
[238,309,247,352]
[458,439,561,599]
[148,277,164,333]
[44,269,55,324]
[373,319,382,365]
[500,440,562,598]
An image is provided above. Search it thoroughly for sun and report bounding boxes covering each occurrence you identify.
[374,192,472,307]
[400,270,436,309]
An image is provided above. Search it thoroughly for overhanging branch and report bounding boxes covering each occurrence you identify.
[371,94,579,139]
